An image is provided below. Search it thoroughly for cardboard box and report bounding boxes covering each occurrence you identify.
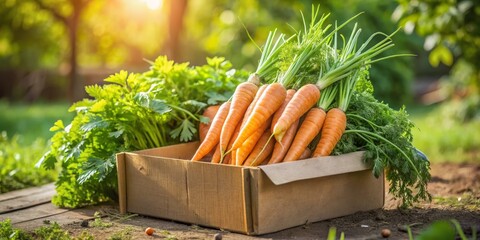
[116,142,384,235]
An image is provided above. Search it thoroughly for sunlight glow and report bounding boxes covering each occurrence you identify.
[141,0,162,10]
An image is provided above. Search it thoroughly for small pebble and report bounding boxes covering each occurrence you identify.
[145,227,155,236]
[214,233,223,240]
[80,220,89,228]
[381,228,391,238]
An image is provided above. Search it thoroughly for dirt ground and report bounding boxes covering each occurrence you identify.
[62,162,480,240]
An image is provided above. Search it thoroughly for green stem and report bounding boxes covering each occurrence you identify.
[344,129,421,178]
[318,84,338,110]
[346,113,381,129]
[168,104,199,121]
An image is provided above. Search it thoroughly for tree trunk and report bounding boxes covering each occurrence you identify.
[167,0,188,61]
[68,0,83,102]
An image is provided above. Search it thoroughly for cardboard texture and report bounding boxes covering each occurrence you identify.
[117,142,384,235]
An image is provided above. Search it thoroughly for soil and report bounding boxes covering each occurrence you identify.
[61,162,480,240]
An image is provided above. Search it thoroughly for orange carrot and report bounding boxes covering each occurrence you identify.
[268,119,299,164]
[243,129,276,167]
[232,83,286,150]
[298,148,312,160]
[259,157,270,165]
[284,108,326,162]
[235,117,272,166]
[199,105,220,143]
[220,82,258,155]
[312,67,359,157]
[191,101,231,161]
[241,84,267,128]
[223,153,231,165]
[232,84,268,164]
[211,144,221,164]
[271,89,296,130]
[272,84,320,142]
[222,122,241,163]
[311,108,346,157]
[230,149,237,165]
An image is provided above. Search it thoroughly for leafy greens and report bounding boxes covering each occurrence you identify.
[38,56,248,207]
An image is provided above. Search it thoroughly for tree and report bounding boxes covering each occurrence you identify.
[31,0,93,102]
[165,0,188,61]
[394,0,480,121]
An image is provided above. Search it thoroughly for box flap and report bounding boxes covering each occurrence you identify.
[258,151,368,185]
[132,142,200,159]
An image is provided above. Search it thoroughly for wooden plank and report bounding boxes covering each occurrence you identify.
[0,202,68,224]
[13,205,98,231]
[0,187,56,214]
[0,183,55,202]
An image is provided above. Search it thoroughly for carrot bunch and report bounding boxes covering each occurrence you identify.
[192,7,408,165]
[191,29,291,163]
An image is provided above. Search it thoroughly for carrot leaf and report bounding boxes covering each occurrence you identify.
[335,89,431,208]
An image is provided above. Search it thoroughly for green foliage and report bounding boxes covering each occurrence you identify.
[0,219,31,240]
[33,222,71,240]
[91,212,113,228]
[394,0,480,121]
[0,219,94,240]
[326,227,345,240]
[333,78,431,207]
[414,219,476,240]
[0,0,65,69]
[39,56,247,208]
[0,132,56,193]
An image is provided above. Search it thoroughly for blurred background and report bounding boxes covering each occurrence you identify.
[1,0,479,192]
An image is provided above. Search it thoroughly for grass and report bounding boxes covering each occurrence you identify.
[0,100,73,193]
[409,103,480,163]
[0,100,73,145]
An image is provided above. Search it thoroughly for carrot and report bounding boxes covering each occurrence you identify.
[231,83,286,150]
[223,153,231,165]
[268,119,299,164]
[191,101,231,161]
[236,117,272,165]
[312,108,346,157]
[211,144,222,164]
[222,122,242,162]
[241,84,267,128]
[199,105,220,143]
[230,149,237,166]
[231,85,268,164]
[284,107,326,162]
[271,89,296,130]
[298,147,312,160]
[272,84,320,142]
[243,129,276,167]
[220,82,258,155]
